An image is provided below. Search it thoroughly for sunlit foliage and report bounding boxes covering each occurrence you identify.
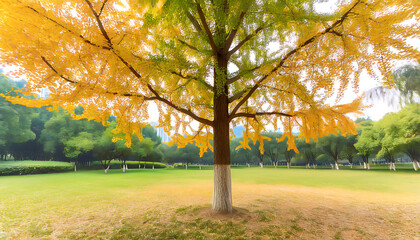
[0,0,418,155]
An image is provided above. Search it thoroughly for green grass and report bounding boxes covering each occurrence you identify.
[0,166,419,239]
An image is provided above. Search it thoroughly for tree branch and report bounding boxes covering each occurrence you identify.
[25,6,110,50]
[227,24,272,58]
[228,87,251,103]
[177,39,200,52]
[260,85,314,107]
[40,56,155,100]
[196,2,218,55]
[41,56,213,126]
[84,0,112,46]
[185,10,203,33]
[230,111,293,121]
[227,64,264,85]
[145,83,214,126]
[224,11,246,54]
[170,70,213,90]
[98,0,109,16]
[229,0,362,117]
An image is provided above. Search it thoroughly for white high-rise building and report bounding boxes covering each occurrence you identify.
[150,122,171,143]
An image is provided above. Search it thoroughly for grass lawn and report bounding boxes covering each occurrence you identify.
[0,166,419,239]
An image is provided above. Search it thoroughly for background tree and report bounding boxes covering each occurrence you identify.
[262,132,288,168]
[132,137,154,168]
[375,104,420,171]
[366,62,420,105]
[341,133,358,168]
[1,0,418,213]
[354,120,379,170]
[231,137,254,166]
[0,74,36,160]
[40,108,105,170]
[295,139,318,168]
[317,133,348,170]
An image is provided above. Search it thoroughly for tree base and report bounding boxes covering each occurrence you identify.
[212,164,232,214]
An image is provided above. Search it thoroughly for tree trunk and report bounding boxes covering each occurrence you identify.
[287,161,290,169]
[260,162,264,168]
[335,160,339,170]
[105,165,109,174]
[212,76,232,213]
[350,163,353,169]
[363,162,367,169]
[412,160,418,171]
[74,163,77,172]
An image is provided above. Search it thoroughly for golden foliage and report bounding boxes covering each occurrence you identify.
[0,0,418,154]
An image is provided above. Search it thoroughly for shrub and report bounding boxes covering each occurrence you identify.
[0,161,73,176]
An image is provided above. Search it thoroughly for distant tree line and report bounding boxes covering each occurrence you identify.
[1,72,419,171]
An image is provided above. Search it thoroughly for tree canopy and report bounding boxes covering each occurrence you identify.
[1,0,418,153]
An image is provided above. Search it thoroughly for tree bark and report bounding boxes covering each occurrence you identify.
[212,69,233,213]
[412,160,418,171]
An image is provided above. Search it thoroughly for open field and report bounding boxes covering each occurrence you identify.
[1,167,419,239]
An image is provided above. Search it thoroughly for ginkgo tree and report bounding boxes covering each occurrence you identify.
[0,0,418,213]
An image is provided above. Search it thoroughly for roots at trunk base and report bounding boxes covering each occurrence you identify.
[212,164,233,213]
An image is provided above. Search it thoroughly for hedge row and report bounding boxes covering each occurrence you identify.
[0,160,167,176]
[0,161,73,176]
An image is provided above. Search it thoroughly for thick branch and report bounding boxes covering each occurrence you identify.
[260,85,314,107]
[196,3,218,54]
[146,84,213,126]
[230,111,293,121]
[228,87,251,103]
[84,0,112,46]
[230,0,361,117]
[41,56,213,126]
[40,56,155,100]
[177,39,200,52]
[227,64,264,85]
[224,11,246,54]
[170,71,213,90]
[185,11,203,33]
[25,6,110,50]
[227,24,271,58]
